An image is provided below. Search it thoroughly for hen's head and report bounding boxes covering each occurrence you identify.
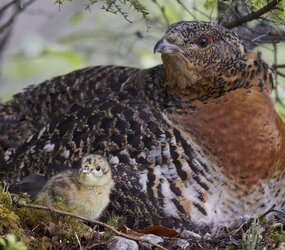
[154,21,272,100]
[154,21,246,65]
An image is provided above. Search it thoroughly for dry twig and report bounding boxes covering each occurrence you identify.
[230,204,277,236]
[223,0,282,28]
[152,0,170,26]
[17,202,168,250]
[176,0,197,20]
[273,64,285,69]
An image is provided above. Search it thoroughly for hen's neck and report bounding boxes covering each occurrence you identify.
[162,51,285,186]
[162,51,273,103]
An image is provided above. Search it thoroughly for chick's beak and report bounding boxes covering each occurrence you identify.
[153,38,183,54]
[82,165,92,174]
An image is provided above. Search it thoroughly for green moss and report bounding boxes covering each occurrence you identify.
[107,215,121,228]
[0,205,22,235]
[0,192,22,235]
[104,215,121,240]
[242,217,265,250]
[0,188,92,248]
[266,230,285,249]
[0,191,30,247]
[226,245,236,250]
[3,185,285,249]
[0,194,12,207]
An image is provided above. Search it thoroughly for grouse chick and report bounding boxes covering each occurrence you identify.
[36,154,114,220]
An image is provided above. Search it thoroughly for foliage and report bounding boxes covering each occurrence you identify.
[1,42,85,102]
[242,217,264,250]
[203,0,218,10]
[0,188,89,249]
[238,212,285,250]
[0,234,27,250]
[2,186,285,249]
[54,0,285,27]
[55,0,150,28]
[0,191,27,243]
[104,215,121,239]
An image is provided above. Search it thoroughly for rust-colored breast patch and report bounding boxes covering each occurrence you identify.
[165,87,285,185]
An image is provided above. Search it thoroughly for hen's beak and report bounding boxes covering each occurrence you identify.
[153,38,183,54]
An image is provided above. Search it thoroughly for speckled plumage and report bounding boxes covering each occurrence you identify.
[1,21,285,232]
[0,66,139,148]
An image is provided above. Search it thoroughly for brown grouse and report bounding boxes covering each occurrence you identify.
[1,21,285,232]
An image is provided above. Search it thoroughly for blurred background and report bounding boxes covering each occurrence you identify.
[0,0,285,117]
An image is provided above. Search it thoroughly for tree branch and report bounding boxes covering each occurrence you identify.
[192,6,211,20]
[176,0,197,20]
[17,202,168,250]
[277,70,285,78]
[273,64,285,69]
[223,0,282,28]
[152,0,170,26]
[0,28,12,55]
[0,0,17,16]
[233,22,285,49]
[0,0,37,59]
[229,204,277,236]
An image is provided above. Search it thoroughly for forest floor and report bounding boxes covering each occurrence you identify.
[1,189,285,250]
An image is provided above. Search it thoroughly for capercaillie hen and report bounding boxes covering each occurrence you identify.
[1,21,285,232]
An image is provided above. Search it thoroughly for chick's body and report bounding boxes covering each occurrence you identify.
[37,154,114,220]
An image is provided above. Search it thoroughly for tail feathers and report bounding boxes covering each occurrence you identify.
[0,114,25,122]
[0,112,35,148]
[8,174,47,200]
[0,136,10,158]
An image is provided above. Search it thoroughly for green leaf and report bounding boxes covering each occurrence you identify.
[251,212,260,219]
[69,11,83,25]
[0,238,7,248]
[0,234,27,250]
[203,0,217,10]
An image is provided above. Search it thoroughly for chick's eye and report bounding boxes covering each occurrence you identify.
[198,37,208,48]
[95,166,101,171]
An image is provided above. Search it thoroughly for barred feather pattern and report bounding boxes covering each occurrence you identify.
[1,21,285,232]
[2,94,285,231]
[0,66,139,148]
[0,96,218,230]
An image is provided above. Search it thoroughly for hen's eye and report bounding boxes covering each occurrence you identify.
[198,37,208,48]
[95,166,101,171]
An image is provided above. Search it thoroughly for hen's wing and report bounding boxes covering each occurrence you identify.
[1,95,209,231]
[0,66,139,148]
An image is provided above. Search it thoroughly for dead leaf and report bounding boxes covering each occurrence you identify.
[46,221,57,236]
[117,224,142,237]
[138,225,179,237]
